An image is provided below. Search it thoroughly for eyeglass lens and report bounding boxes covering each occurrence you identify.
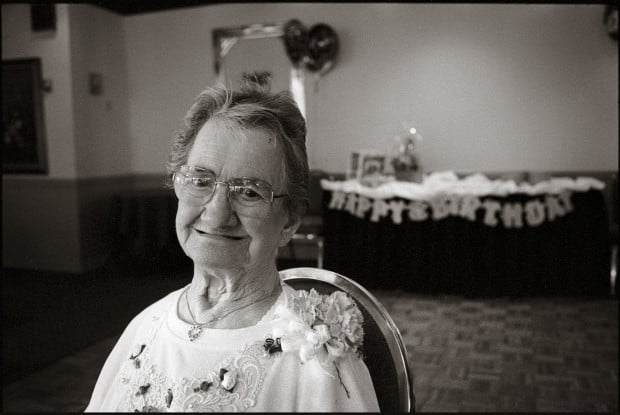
[173,166,275,206]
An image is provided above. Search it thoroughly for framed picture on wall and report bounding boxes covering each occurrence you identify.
[2,58,48,174]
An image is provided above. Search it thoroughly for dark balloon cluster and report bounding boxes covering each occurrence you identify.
[282,19,339,75]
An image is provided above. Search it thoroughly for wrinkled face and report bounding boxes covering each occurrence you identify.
[175,118,298,273]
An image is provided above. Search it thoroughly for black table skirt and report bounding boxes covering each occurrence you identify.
[323,189,610,297]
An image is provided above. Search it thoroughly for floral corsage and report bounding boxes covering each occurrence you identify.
[268,289,364,396]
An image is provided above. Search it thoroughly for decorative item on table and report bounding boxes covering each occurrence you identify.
[346,151,361,181]
[391,122,423,183]
[347,150,390,187]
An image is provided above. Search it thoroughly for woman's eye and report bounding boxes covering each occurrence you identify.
[239,188,262,200]
[192,177,213,188]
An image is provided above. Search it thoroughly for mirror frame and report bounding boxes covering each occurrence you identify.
[212,22,285,85]
[212,22,306,117]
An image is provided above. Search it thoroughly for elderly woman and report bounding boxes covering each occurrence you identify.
[85,85,379,412]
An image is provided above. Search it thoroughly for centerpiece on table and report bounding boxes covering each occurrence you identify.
[390,122,423,183]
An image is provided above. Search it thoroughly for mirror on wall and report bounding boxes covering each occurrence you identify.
[212,23,306,116]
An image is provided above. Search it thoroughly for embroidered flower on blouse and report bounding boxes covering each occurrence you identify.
[263,336,283,356]
[134,405,157,413]
[129,344,146,368]
[273,289,364,366]
[165,389,173,408]
[219,368,238,391]
[135,383,151,397]
[193,380,212,393]
[129,344,146,360]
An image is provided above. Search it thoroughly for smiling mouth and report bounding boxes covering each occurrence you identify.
[194,228,244,240]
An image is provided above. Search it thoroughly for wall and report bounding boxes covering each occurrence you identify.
[68,5,131,178]
[2,4,132,272]
[2,4,82,271]
[123,3,618,174]
[2,3,618,272]
[2,4,77,178]
[68,5,134,269]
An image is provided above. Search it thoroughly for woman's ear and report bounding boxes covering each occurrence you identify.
[278,214,301,247]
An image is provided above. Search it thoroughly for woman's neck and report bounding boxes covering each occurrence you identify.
[182,263,282,329]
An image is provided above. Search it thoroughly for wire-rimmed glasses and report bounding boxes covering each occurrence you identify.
[172,165,286,210]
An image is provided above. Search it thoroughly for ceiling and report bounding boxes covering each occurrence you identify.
[91,0,225,15]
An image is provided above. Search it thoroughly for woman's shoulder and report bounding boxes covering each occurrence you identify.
[139,286,184,315]
[271,282,378,411]
[122,286,186,334]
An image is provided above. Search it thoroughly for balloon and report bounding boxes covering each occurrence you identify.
[304,23,339,75]
[282,19,308,66]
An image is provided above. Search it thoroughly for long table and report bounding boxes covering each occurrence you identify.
[321,175,610,297]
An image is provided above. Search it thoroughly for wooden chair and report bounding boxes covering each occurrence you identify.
[280,267,415,413]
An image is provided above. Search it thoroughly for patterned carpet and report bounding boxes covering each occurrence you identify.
[2,279,618,412]
[375,291,618,412]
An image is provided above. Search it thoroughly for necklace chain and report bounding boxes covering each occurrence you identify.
[182,284,279,341]
[184,287,203,326]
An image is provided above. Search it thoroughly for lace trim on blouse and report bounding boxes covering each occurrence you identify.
[115,289,288,412]
[117,341,270,412]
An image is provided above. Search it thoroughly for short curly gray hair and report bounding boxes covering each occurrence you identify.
[166,86,309,218]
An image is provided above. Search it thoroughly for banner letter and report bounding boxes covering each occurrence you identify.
[545,195,565,221]
[481,199,502,226]
[328,191,346,210]
[459,195,481,221]
[389,200,406,224]
[429,195,451,220]
[525,199,546,227]
[355,196,372,218]
[501,203,523,228]
[344,193,358,216]
[370,199,390,222]
[407,200,429,221]
[557,191,574,214]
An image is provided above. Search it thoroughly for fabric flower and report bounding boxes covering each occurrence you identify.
[263,336,283,356]
[220,368,237,391]
[135,405,158,412]
[274,289,364,366]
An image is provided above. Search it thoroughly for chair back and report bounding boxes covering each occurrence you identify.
[280,267,415,413]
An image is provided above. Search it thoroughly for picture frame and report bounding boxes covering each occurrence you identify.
[360,154,386,180]
[347,150,386,182]
[2,58,48,174]
[346,151,361,180]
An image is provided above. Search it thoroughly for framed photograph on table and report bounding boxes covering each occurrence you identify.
[360,154,386,179]
[2,58,48,174]
[347,150,388,186]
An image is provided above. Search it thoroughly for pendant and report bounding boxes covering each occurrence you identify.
[188,325,202,341]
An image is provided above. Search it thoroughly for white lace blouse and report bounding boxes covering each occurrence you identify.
[85,283,380,412]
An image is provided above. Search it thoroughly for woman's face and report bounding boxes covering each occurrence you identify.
[175,118,298,274]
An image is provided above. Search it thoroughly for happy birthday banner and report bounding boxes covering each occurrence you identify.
[327,190,575,228]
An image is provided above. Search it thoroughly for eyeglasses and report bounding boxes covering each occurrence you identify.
[172,165,287,209]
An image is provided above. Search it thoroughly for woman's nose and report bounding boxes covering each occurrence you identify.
[199,184,237,226]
